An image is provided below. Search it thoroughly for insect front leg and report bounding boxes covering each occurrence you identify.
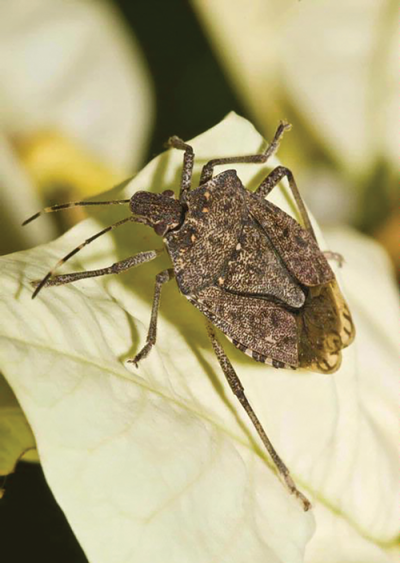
[128,268,174,367]
[256,166,316,239]
[199,121,291,184]
[166,136,194,200]
[206,321,311,512]
[31,249,164,289]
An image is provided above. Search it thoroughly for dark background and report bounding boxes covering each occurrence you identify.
[123,1,246,157]
[0,2,244,562]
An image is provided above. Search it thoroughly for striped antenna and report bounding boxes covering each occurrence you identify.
[22,199,131,226]
[32,215,149,299]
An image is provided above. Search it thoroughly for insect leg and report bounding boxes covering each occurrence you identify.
[166,136,195,200]
[199,121,291,184]
[128,268,174,367]
[32,215,147,298]
[256,166,316,239]
[31,249,163,289]
[206,321,311,512]
[22,199,130,226]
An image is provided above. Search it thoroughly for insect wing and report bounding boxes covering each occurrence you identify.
[247,193,334,287]
[221,217,305,308]
[329,279,355,348]
[190,285,298,367]
[296,277,355,373]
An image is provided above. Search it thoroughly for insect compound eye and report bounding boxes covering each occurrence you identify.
[162,189,175,198]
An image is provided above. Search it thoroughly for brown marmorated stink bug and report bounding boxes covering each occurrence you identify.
[23,121,355,511]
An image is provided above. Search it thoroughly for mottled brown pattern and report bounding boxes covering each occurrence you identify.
[246,193,334,287]
[166,170,247,294]
[162,164,354,373]
[189,285,298,367]
[222,217,305,308]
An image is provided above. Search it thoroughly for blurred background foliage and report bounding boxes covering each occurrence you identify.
[0,0,398,561]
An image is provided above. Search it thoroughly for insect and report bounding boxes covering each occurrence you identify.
[23,121,355,511]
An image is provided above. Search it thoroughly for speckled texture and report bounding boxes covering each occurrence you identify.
[32,137,354,375]
[190,285,298,367]
[246,193,334,287]
[163,167,354,373]
[166,171,246,294]
[222,217,305,308]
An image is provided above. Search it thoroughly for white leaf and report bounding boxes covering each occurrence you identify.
[306,227,400,561]
[306,503,398,563]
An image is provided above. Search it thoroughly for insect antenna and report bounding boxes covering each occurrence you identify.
[22,199,131,226]
[32,215,148,299]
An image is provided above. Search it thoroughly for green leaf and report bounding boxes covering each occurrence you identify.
[0,113,398,562]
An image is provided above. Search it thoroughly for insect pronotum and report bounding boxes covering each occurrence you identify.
[24,121,355,511]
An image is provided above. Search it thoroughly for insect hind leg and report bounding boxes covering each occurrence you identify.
[206,320,311,512]
[256,166,316,240]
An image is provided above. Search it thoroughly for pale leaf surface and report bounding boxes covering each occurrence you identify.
[306,503,397,563]
[306,227,400,562]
